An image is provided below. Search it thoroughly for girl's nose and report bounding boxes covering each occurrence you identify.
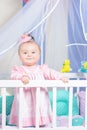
[27,52,31,56]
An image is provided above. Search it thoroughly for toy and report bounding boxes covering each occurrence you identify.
[61,59,72,73]
[78,61,87,72]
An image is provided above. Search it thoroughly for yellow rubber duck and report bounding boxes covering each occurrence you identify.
[61,59,72,73]
[83,61,87,70]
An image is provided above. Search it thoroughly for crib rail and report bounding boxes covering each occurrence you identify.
[0,79,87,130]
[0,79,87,87]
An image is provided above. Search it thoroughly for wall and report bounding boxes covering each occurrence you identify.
[0,0,22,27]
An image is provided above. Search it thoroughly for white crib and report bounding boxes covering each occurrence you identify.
[0,73,87,130]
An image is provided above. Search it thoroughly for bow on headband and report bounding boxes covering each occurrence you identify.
[20,34,34,43]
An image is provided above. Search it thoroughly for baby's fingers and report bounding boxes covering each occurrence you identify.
[62,77,69,83]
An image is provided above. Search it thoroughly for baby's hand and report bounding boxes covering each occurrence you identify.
[21,75,29,84]
[61,77,69,83]
[21,75,30,90]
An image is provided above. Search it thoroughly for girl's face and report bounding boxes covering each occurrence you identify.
[19,42,40,66]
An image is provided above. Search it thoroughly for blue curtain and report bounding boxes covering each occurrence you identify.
[68,0,87,72]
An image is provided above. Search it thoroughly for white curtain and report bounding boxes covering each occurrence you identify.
[46,0,68,70]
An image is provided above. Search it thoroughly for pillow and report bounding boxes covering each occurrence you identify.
[49,90,69,102]
[0,96,14,116]
[73,96,79,115]
[48,90,79,116]
[56,102,68,116]
[78,91,85,116]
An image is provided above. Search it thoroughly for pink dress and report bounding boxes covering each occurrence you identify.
[9,64,63,127]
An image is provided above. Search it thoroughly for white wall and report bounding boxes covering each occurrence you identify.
[0,0,22,27]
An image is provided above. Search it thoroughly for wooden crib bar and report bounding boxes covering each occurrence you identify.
[0,80,87,87]
[0,79,87,130]
[85,88,87,127]
[1,88,6,129]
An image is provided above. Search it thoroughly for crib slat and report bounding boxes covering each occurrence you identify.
[76,78,80,94]
[85,87,87,127]
[1,88,6,129]
[19,88,23,129]
[52,87,56,127]
[36,88,40,128]
[68,87,73,127]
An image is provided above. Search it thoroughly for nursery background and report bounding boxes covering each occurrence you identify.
[0,0,87,81]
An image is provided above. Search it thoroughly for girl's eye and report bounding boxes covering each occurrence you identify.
[24,52,27,54]
[32,51,35,54]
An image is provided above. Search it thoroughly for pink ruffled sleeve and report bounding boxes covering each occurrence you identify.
[41,64,63,80]
[11,66,27,80]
